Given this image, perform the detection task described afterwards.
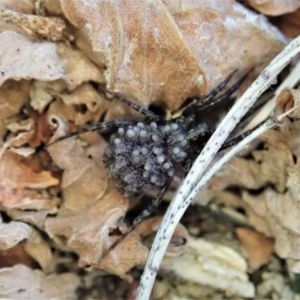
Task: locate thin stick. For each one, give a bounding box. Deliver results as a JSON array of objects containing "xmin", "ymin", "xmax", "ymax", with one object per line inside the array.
[{"xmin": 137, "ymin": 35, "xmax": 300, "ymax": 300}]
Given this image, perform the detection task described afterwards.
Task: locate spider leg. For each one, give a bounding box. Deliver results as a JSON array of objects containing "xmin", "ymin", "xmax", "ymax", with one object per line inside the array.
[
  {"xmin": 195, "ymin": 69, "xmax": 251, "ymax": 112},
  {"xmin": 221, "ymin": 92, "xmax": 273, "ymax": 150},
  {"xmin": 103, "ymin": 183, "xmax": 170, "ymax": 257},
  {"xmin": 221, "ymin": 118, "xmax": 268, "ymax": 150},
  {"xmin": 47, "ymin": 119, "xmax": 134, "ymax": 146},
  {"xmin": 198, "ymin": 69, "xmax": 238, "ymax": 106},
  {"xmin": 101, "ymin": 88, "xmax": 159, "ymax": 120}
]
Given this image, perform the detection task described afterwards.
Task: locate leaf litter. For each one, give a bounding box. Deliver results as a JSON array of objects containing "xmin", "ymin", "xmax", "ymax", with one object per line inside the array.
[{"xmin": 0, "ymin": 0, "xmax": 299, "ymax": 299}]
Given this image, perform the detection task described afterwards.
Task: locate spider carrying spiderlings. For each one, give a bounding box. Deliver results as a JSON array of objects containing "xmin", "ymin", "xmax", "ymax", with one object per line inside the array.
[{"xmin": 47, "ymin": 70, "xmax": 252, "ymax": 253}]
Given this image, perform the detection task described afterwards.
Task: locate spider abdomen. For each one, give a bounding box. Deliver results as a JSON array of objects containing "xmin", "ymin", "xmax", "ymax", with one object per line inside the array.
[{"xmin": 103, "ymin": 121, "xmax": 189, "ymax": 196}]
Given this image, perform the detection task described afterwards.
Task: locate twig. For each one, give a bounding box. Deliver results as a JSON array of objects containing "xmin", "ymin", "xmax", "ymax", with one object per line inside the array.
[{"xmin": 137, "ymin": 35, "xmax": 300, "ymax": 300}]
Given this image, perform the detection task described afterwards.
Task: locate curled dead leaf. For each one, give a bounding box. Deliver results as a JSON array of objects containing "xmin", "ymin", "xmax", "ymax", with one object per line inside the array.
[
  {"xmin": 276, "ymin": 87, "xmax": 300, "ymax": 119},
  {"xmin": 236, "ymin": 227, "xmax": 274, "ymax": 272},
  {"xmin": 0, "ymin": 80, "xmax": 29, "ymax": 137},
  {"xmin": 0, "ymin": 264, "xmax": 80, "ymax": 300},
  {"xmin": 247, "ymin": 0, "xmax": 300, "ymax": 16},
  {"xmin": 0, "ymin": 31, "xmax": 64, "ymax": 86},
  {"xmin": 45, "ymin": 119, "xmax": 153, "ymax": 278},
  {"xmin": 167, "ymin": 237, "xmax": 255, "ymax": 298},
  {"xmin": 0, "ymin": 7, "xmax": 67, "ymax": 41},
  {"xmin": 277, "ymin": 8, "xmax": 300, "ymax": 37},
  {"xmin": 60, "ymin": 0, "xmax": 206, "ymax": 110},
  {"xmin": 60, "ymin": 0, "xmax": 286, "ymax": 111}
]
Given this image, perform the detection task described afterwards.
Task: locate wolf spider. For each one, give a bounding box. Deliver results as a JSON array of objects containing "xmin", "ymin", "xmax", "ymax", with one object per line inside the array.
[{"xmin": 48, "ymin": 70, "xmax": 254, "ymax": 253}]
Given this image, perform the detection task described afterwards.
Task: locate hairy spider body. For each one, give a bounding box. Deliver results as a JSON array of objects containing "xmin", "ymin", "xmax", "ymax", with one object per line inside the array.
[{"xmin": 103, "ymin": 120, "xmax": 209, "ymax": 196}]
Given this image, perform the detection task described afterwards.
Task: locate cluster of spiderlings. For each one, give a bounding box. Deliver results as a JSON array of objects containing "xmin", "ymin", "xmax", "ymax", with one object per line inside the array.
[{"xmin": 102, "ymin": 121, "xmax": 189, "ymax": 196}]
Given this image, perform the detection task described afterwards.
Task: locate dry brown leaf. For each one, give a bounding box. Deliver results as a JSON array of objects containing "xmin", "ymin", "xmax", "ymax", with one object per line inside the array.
[
  {"xmin": 211, "ymin": 143, "xmax": 293, "ymax": 193},
  {"xmin": 60, "ymin": 0, "xmax": 286, "ymax": 111},
  {"xmin": 43, "ymin": 0, "xmax": 63, "ymax": 15},
  {"xmin": 0, "ymin": 0, "xmax": 292, "ymax": 292},
  {"xmin": 167, "ymin": 237, "xmax": 255, "ymax": 298},
  {"xmin": 276, "ymin": 87, "xmax": 300, "ymax": 119},
  {"xmin": 247, "ymin": 0, "xmax": 300, "ymax": 16},
  {"xmin": 56, "ymin": 43, "xmax": 105, "ymax": 89},
  {"xmin": 0, "ymin": 31, "xmax": 64, "ymax": 86},
  {"xmin": 97, "ymin": 230, "xmax": 148, "ymax": 281},
  {"xmin": 0, "ymin": 0, "xmax": 34, "ymax": 14},
  {"xmin": 137, "ymin": 216, "xmax": 189, "ymax": 260},
  {"xmin": 0, "ymin": 151, "xmax": 58, "ymax": 191},
  {"xmin": 236, "ymin": 227, "xmax": 274, "ymax": 272},
  {"xmin": 59, "ymin": 84, "xmax": 109, "ymax": 126},
  {"xmin": 0, "ymin": 7, "xmax": 67, "ymax": 41},
  {"xmin": 277, "ymin": 8, "xmax": 300, "ymax": 37},
  {"xmin": 0, "ymin": 264, "xmax": 80, "ymax": 299},
  {"xmin": 60, "ymin": 0, "xmax": 206, "ymax": 111},
  {"xmin": 168, "ymin": 0, "xmax": 286, "ymax": 89},
  {"xmin": 211, "ymin": 114, "xmax": 300, "ymax": 273},
  {"xmin": 0, "ymin": 151, "xmax": 59, "ymax": 228},
  {"xmin": 0, "ymin": 243, "xmax": 37, "ymax": 269},
  {"xmin": 45, "ymin": 122, "xmax": 150, "ymax": 278},
  {"xmin": 0, "ymin": 220, "xmax": 32, "ymax": 251},
  {"xmin": 0, "ymin": 217, "xmax": 53, "ymax": 271},
  {"xmin": 0, "ymin": 80, "xmax": 29, "ymax": 137}
]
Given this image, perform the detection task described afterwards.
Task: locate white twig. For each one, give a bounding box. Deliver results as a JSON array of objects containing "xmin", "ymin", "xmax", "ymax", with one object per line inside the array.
[{"xmin": 137, "ymin": 35, "xmax": 300, "ymax": 300}]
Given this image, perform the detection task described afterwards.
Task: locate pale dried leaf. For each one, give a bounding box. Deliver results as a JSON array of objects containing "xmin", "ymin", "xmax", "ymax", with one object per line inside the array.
[
  {"xmin": 0, "ymin": 219, "xmax": 32, "ymax": 250},
  {"xmin": 167, "ymin": 237, "xmax": 255, "ymax": 298},
  {"xmin": 45, "ymin": 120, "xmax": 149, "ymax": 278},
  {"xmin": 57, "ymin": 43, "xmax": 105, "ymax": 90},
  {"xmin": 247, "ymin": 0, "xmax": 300, "ymax": 16},
  {"xmin": 236, "ymin": 227, "xmax": 274, "ymax": 272},
  {"xmin": 276, "ymin": 87, "xmax": 300, "ymax": 119},
  {"xmin": 211, "ymin": 143, "xmax": 293, "ymax": 193},
  {"xmin": 0, "ymin": 0, "xmax": 34, "ymax": 13},
  {"xmin": 29, "ymin": 80, "xmax": 66, "ymax": 113},
  {"xmin": 0, "ymin": 31, "xmax": 64, "ymax": 86},
  {"xmin": 0, "ymin": 80, "xmax": 29, "ymax": 137},
  {"xmin": 0, "ymin": 216, "xmax": 53, "ymax": 271},
  {"xmin": 59, "ymin": 84, "xmax": 109, "ymax": 126},
  {"xmin": 239, "ymin": 124, "xmax": 300, "ymax": 272},
  {"xmin": 0, "ymin": 151, "xmax": 58, "ymax": 191},
  {"xmin": 137, "ymin": 216, "xmax": 189, "ymax": 260},
  {"xmin": 60, "ymin": 0, "xmax": 207, "ymax": 110},
  {"xmin": 278, "ymin": 8, "xmax": 300, "ymax": 37},
  {"xmin": 59, "ymin": 0, "xmax": 286, "ymax": 111},
  {"xmin": 0, "ymin": 151, "xmax": 59, "ymax": 227},
  {"xmin": 0, "ymin": 264, "xmax": 80, "ymax": 300},
  {"xmin": 0, "ymin": 7, "xmax": 67, "ymax": 41},
  {"xmin": 169, "ymin": 0, "xmax": 287, "ymax": 89}
]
